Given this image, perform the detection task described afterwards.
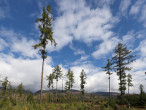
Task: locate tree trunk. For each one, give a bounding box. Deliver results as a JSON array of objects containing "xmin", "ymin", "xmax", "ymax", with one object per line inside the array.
[
  {"xmin": 40, "ymin": 58, "xmax": 44, "ymax": 105},
  {"xmin": 128, "ymin": 85, "xmax": 129, "ymax": 96},
  {"xmin": 49, "ymin": 88, "xmax": 50, "ymax": 103},
  {"xmin": 109, "ymin": 75, "xmax": 110, "ymax": 110},
  {"xmin": 52, "ymin": 88, "xmax": 53, "ymax": 103},
  {"xmin": 56, "ymin": 81, "xmax": 58, "ymax": 103}
]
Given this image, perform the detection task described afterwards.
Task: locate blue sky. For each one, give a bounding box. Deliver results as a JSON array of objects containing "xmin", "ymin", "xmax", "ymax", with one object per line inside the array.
[{"xmin": 0, "ymin": 0, "xmax": 146, "ymax": 93}]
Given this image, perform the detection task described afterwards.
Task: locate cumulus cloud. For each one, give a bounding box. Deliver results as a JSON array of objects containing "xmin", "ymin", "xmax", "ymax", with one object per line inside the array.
[
  {"xmin": 0, "ymin": 28, "xmax": 39, "ymax": 58},
  {"xmin": 92, "ymin": 37, "xmax": 119, "ymax": 59},
  {"xmin": 0, "ymin": 53, "xmax": 53, "ymax": 92},
  {"xmin": 46, "ymin": 0, "xmax": 118, "ymax": 52}
]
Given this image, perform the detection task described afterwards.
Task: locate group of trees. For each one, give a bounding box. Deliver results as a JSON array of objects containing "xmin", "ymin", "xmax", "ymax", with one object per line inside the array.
[
  {"xmin": 33, "ymin": 4, "xmax": 145, "ymax": 106},
  {"xmin": 103, "ymin": 43, "xmax": 137, "ymax": 105},
  {"xmin": 0, "ymin": 77, "xmax": 24, "ymax": 97},
  {"xmin": 46, "ymin": 66, "xmax": 87, "ymax": 103}
]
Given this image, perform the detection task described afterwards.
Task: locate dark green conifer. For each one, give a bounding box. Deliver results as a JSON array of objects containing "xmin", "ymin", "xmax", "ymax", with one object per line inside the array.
[
  {"xmin": 80, "ymin": 69, "xmax": 87, "ymax": 103},
  {"xmin": 112, "ymin": 43, "xmax": 136, "ymax": 102}
]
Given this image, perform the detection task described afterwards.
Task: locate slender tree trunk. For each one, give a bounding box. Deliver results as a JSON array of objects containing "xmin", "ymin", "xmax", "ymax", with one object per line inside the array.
[
  {"xmin": 70, "ymin": 88, "xmax": 72, "ymax": 104},
  {"xmin": 56, "ymin": 80, "xmax": 58, "ymax": 103},
  {"xmin": 52, "ymin": 87, "xmax": 53, "ymax": 103},
  {"xmin": 62, "ymin": 79, "xmax": 63, "ymax": 93},
  {"xmin": 49, "ymin": 87, "xmax": 50, "ymax": 103},
  {"xmin": 40, "ymin": 58, "xmax": 44, "ymax": 105},
  {"xmin": 83, "ymin": 94, "xmax": 84, "ymax": 103},
  {"xmin": 109, "ymin": 75, "xmax": 110, "ymax": 110},
  {"xmin": 128, "ymin": 85, "xmax": 129, "ymax": 96}
]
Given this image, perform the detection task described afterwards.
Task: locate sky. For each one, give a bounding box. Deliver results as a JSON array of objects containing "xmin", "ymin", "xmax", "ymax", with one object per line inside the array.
[{"xmin": 0, "ymin": 0, "xmax": 146, "ymax": 93}]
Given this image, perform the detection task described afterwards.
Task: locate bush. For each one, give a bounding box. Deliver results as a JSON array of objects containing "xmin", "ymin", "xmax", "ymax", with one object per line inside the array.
[{"xmin": 0, "ymin": 97, "xmax": 11, "ymax": 108}]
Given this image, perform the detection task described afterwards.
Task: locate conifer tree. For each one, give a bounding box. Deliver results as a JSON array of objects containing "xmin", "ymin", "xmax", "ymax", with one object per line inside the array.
[
  {"xmin": 46, "ymin": 73, "xmax": 54, "ymax": 103},
  {"xmin": 33, "ymin": 5, "xmax": 56, "ymax": 105},
  {"xmin": 65, "ymin": 69, "xmax": 75, "ymax": 103},
  {"xmin": 127, "ymin": 74, "xmax": 133, "ymax": 96},
  {"xmin": 103, "ymin": 59, "xmax": 112, "ymax": 108},
  {"xmin": 139, "ymin": 84, "xmax": 145, "ymax": 106},
  {"xmin": 17, "ymin": 83, "xmax": 24, "ymax": 97},
  {"xmin": 80, "ymin": 69, "xmax": 87, "ymax": 103},
  {"xmin": 2, "ymin": 77, "xmax": 9, "ymax": 96},
  {"xmin": 112, "ymin": 43, "xmax": 135, "ymax": 102},
  {"xmin": 8, "ymin": 82, "xmax": 13, "ymax": 96},
  {"xmin": 53, "ymin": 65, "xmax": 62, "ymax": 102}
]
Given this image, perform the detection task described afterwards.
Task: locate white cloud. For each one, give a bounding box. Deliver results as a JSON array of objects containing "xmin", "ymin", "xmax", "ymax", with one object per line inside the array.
[
  {"xmin": 122, "ymin": 31, "xmax": 135, "ymax": 47},
  {"xmin": 0, "ymin": 53, "xmax": 53, "ymax": 92},
  {"xmin": 45, "ymin": 0, "xmax": 118, "ymax": 52},
  {"xmin": 0, "ymin": 38, "xmax": 8, "ymax": 51},
  {"xmin": 130, "ymin": 70, "xmax": 146, "ymax": 94},
  {"xmin": 136, "ymin": 39, "xmax": 146, "ymax": 57},
  {"xmin": 0, "ymin": 28, "xmax": 39, "ymax": 58},
  {"xmin": 119, "ymin": 0, "xmax": 131, "ymax": 16},
  {"xmin": 130, "ymin": 0, "xmax": 144, "ymax": 15},
  {"xmin": 130, "ymin": 0, "xmax": 146, "ymax": 27},
  {"xmin": 92, "ymin": 37, "xmax": 119, "ymax": 59},
  {"xmin": 87, "ymin": 0, "xmax": 115, "ymax": 8},
  {"xmin": 11, "ymin": 37, "xmax": 39, "ymax": 58},
  {"xmin": 131, "ymin": 59, "xmax": 146, "ymax": 71}
]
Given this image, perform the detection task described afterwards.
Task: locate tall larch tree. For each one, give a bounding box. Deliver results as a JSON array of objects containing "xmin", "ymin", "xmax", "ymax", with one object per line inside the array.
[
  {"xmin": 46, "ymin": 73, "xmax": 54, "ymax": 103},
  {"xmin": 8, "ymin": 82, "xmax": 13, "ymax": 96},
  {"xmin": 53, "ymin": 65, "xmax": 62, "ymax": 102},
  {"xmin": 65, "ymin": 69, "xmax": 75, "ymax": 103},
  {"xmin": 33, "ymin": 5, "xmax": 57, "ymax": 105},
  {"xmin": 112, "ymin": 43, "xmax": 136, "ymax": 102},
  {"xmin": 103, "ymin": 59, "xmax": 112, "ymax": 108},
  {"xmin": 80, "ymin": 69, "xmax": 87, "ymax": 103},
  {"xmin": 127, "ymin": 73, "xmax": 133, "ymax": 96}
]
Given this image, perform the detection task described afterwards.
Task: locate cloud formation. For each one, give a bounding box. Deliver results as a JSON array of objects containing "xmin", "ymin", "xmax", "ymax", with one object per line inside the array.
[{"xmin": 46, "ymin": 0, "xmax": 118, "ymax": 52}]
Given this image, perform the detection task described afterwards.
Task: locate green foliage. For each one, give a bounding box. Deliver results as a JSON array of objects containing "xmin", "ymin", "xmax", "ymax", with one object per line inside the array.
[
  {"xmin": 8, "ymin": 82, "xmax": 13, "ymax": 96},
  {"xmin": 27, "ymin": 93, "xmax": 34, "ymax": 104},
  {"xmin": 2, "ymin": 77, "xmax": 9, "ymax": 96},
  {"xmin": 127, "ymin": 74, "xmax": 133, "ymax": 87},
  {"xmin": 139, "ymin": 84, "xmax": 145, "ymax": 106},
  {"xmin": 9, "ymin": 96, "xmax": 17, "ymax": 106},
  {"xmin": 102, "ymin": 59, "xmax": 112, "ymax": 107},
  {"xmin": 112, "ymin": 43, "xmax": 136, "ymax": 100},
  {"xmin": 127, "ymin": 73, "xmax": 133, "ymax": 95},
  {"xmin": 52, "ymin": 65, "xmax": 62, "ymax": 102},
  {"xmin": 17, "ymin": 83, "xmax": 24, "ymax": 97},
  {"xmin": 33, "ymin": 5, "xmax": 56, "ymax": 59},
  {"xmin": 80, "ymin": 69, "xmax": 87, "ymax": 95},
  {"xmin": 65, "ymin": 69, "xmax": 75, "ymax": 92},
  {"xmin": 46, "ymin": 73, "xmax": 54, "ymax": 89},
  {"xmin": 103, "ymin": 59, "xmax": 112, "ymax": 76},
  {"xmin": 53, "ymin": 65, "xmax": 62, "ymax": 82},
  {"xmin": 0, "ymin": 97, "xmax": 11, "ymax": 108}
]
